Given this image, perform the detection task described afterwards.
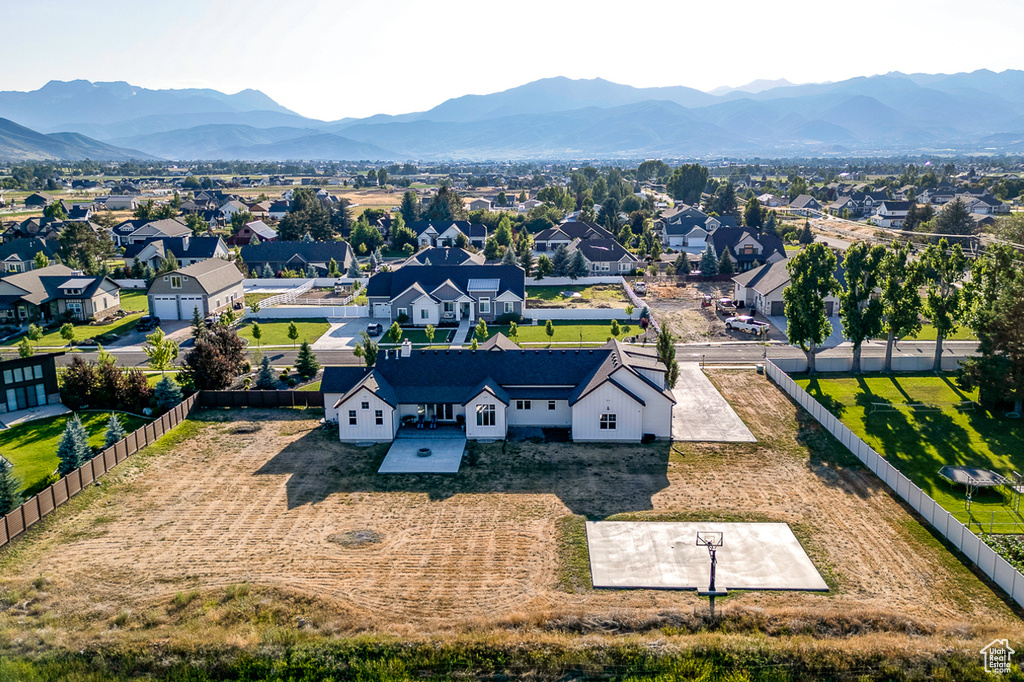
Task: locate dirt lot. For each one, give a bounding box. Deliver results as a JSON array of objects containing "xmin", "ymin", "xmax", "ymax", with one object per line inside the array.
[
  {"xmin": 0, "ymin": 371, "xmax": 1020, "ymax": 657},
  {"xmin": 644, "ymin": 279, "xmax": 787, "ymax": 343}
]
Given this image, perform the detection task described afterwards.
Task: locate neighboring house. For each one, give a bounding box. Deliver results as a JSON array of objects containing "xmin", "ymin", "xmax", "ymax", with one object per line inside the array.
[
  {"xmin": 111, "ymin": 217, "xmax": 191, "ymax": 247},
  {"xmin": 225, "ymin": 220, "xmax": 278, "ymax": 246},
  {"xmin": 757, "ymin": 193, "xmax": 785, "ymax": 207},
  {"xmin": 123, "ymin": 236, "xmax": 230, "ymax": 269},
  {"xmin": 467, "ymin": 198, "xmax": 491, "ymax": 211},
  {"xmin": 147, "ymin": 259, "xmax": 244, "ymax": 321},
  {"xmin": 566, "ymin": 238, "xmax": 641, "ymax": 274},
  {"xmin": 408, "ymin": 220, "xmax": 487, "ymax": 249},
  {"xmin": 268, "ymin": 200, "xmax": 290, "ymax": 220},
  {"xmin": 707, "ymin": 228, "xmax": 786, "ymax": 272},
  {"xmin": 658, "ymin": 205, "xmax": 735, "ymax": 250},
  {"xmin": 0, "ymin": 238, "xmax": 57, "ymax": 273},
  {"xmin": 0, "ymin": 264, "xmax": 121, "ymax": 323},
  {"xmin": 366, "ymin": 264, "xmax": 525, "ymax": 325},
  {"xmin": 403, "ymin": 247, "xmax": 485, "ymax": 267},
  {"xmin": 24, "ymin": 193, "xmax": 55, "ymax": 209},
  {"xmin": 219, "ymin": 200, "xmax": 250, "ymax": 220},
  {"xmin": 0, "ymin": 352, "xmax": 62, "ymax": 415},
  {"xmin": 533, "ymin": 222, "xmax": 614, "ymax": 253},
  {"xmin": 239, "ymin": 240, "xmax": 354, "ymax": 277},
  {"xmin": 871, "ymin": 201, "xmax": 913, "ymax": 228},
  {"xmin": 103, "ymin": 195, "xmax": 140, "ymax": 211},
  {"xmin": 518, "ymin": 198, "xmax": 543, "ymax": 212},
  {"xmin": 325, "ymin": 336, "xmax": 676, "ymax": 443},
  {"xmin": 788, "ymin": 195, "xmax": 822, "ymax": 214},
  {"xmin": 732, "ymin": 259, "xmax": 840, "ymax": 317}
]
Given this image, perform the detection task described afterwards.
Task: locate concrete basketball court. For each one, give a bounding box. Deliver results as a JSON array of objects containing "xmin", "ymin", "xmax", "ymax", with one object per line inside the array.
[
  {"xmin": 312, "ymin": 318, "xmax": 372, "ymax": 350},
  {"xmin": 586, "ymin": 521, "xmax": 828, "ymax": 591},
  {"xmin": 671, "ymin": 363, "xmax": 756, "ymax": 442}
]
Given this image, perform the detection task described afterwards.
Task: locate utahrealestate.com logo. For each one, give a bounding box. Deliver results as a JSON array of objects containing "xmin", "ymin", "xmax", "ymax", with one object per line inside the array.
[{"xmin": 981, "ymin": 639, "xmax": 1015, "ymax": 674}]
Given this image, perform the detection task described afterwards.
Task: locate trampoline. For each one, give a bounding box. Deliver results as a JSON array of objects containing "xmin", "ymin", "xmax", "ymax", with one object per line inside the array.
[{"xmin": 937, "ymin": 466, "xmax": 1007, "ymax": 488}]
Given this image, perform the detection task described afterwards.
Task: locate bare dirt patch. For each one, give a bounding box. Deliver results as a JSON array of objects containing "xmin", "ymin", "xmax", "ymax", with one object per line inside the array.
[
  {"xmin": 0, "ymin": 377, "xmax": 1020, "ymax": 654},
  {"xmin": 646, "ymin": 279, "xmax": 786, "ymax": 343}
]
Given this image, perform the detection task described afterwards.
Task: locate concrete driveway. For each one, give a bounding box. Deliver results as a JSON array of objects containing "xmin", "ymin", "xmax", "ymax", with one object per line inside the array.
[
  {"xmin": 312, "ymin": 318, "xmax": 373, "ymax": 350},
  {"xmin": 671, "ymin": 363, "xmax": 756, "ymax": 442},
  {"xmin": 766, "ymin": 315, "xmax": 845, "ymax": 349}
]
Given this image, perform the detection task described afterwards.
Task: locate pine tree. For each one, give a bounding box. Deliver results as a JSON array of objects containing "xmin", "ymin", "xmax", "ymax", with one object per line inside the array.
[
  {"xmin": 191, "ymin": 305, "xmax": 204, "ymax": 338},
  {"xmin": 717, "ymin": 250, "xmax": 734, "ymax": 276},
  {"xmin": 501, "ymin": 247, "xmax": 517, "ymax": 265},
  {"xmin": 295, "ymin": 341, "xmax": 320, "ymax": 379},
  {"xmin": 104, "ymin": 412, "xmax": 126, "ymax": 449},
  {"xmin": 255, "ymin": 355, "xmax": 277, "ymax": 389},
  {"xmin": 347, "ymin": 261, "xmax": 361, "ymax": 277},
  {"xmin": 261, "ymin": 263, "xmax": 274, "ymax": 278},
  {"xmin": 551, "ymin": 244, "xmax": 570, "ymax": 276},
  {"xmin": 568, "ymin": 251, "xmax": 589, "ymax": 279},
  {"xmin": 699, "ymin": 244, "xmax": 718, "ymax": 276},
  {"xmin": 0, "ymin": 460, "xmax": 23, "ymax": 516},
  {"xmin": 154, "ymin": 375, "xmax": 184, "ymax": 410},
  {"xmin": 798, "ymin": 221, "xmax": 814, "ymax": 244},
  {"xmin": 56, "ymin": 415, "xmax": 91, "ymax": 476}
]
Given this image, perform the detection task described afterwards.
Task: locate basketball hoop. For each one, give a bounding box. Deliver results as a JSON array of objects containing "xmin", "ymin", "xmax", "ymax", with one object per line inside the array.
[{"xmin": 696, "ymin": 531, "xmax": 726, "ymax": 617}]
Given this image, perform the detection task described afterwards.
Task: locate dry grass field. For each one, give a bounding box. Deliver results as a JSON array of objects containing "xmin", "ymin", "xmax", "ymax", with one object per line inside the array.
[{"xmin": 0, "ymin": 371, "xmax": 1021, "ymax": 678}]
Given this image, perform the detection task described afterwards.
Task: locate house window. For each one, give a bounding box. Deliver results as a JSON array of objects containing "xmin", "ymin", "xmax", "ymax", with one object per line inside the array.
[
  {"xmin": 170, "ymin": 276, "xmax": 181, "ymax": 289},
  {"xmin": 619, "ymin": 262, "xmax": 631, "ymax": 271},
  {"xmin": 476, "ymin": 403, "xmax": 495, "ymax": 426},
  {"xmin": 12, "ymin": 368, "xmax": 23, "ymax": 382},
  {"xmin": 361, "ymin": 401, "xmax": 369, "ymax": 410},
  {"xmin": 600, "ymin": 413, "xmax": 617, "ymax": 430},
  {"xmin": 397, "ymin": 307, "xmax": 408, "ymax": 319},
  {"xmin": 443, "ymin": 302, "xmax": 454, "ymax": 313},
  {"xmin": 375, "ymin": 410, "xmax": 384, "ymax": 426},
  {"xmin": 504, "ymin": 301, "xmax": 514, "ymax": 314},
  {"xmin": 420, "ymin": 308, "xmax": 429, "ymax": 319},
  {"xmin": 548, "ymin": 400, "xmax": 556, "ymax": 411},
  {"xmin": 479, "ymin": 298, "xmax": 490, "ymax": 314},
  {"xmin": 67, "ymin": 301, "xmax": 83, "ymax": 316},
  {"xmin": 348, "ymin": 410, "xmax": 357, "ymax": 426},
  {"xmin": 516, "ymin": 400, "xmax": 531, "ymax": 410},
  {"xmin": 33, "ymin": 366, "xmax": 42, "ymax": 379}
]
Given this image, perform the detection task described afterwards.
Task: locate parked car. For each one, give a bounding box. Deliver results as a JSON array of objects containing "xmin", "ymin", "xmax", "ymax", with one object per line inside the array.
[
  {"xmin": 634, "ymin": 281, "xmax": 647, "ymax": 295},
  {"xmin": 136, "ymin": 316, "xmax": 160, "ymax": 332},
  {"xmin": 725, "ymin": 316, "xmax": 770, "ymax": 334},
  {"xmin": 715, "ymin": 298, "xmax": 738, "ymax": 315},
  {"xmin": 366, "ymin": 322, "xmax": 383, "ymax": 336}
]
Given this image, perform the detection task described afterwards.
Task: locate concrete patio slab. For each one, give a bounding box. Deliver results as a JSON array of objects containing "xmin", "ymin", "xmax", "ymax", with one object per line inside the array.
[
  {"xmin": 312, "ymin": 318, "xmax": 372, "ymax": 351},
  {"xmin": 671, "ymin": 363, "xmax": 756, "ymax": 442},
  {"xmin": 586, "ymin": 521, "xmax": 828, "ymax": 591},
  {"xmin": 378, "ymin": 434, "xmax": 466, "ymax": 474},
  {"xmin": 0, "ymin": 403, "xmax": 71, "ymax": 429}
]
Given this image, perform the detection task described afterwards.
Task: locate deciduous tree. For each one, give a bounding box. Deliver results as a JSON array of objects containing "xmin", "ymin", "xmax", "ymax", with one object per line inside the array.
[
  {"xmin": 878, "ymin": 243, "xmax": 923, "ymax": 373},
  {"xmin": 656, "ymin": 324, "xmax": 679, "ymax": 388},
  {"xmin": 142, "ymin": 328, "xmax": 179, "ymax": 374},
  {"xmin": 921, "ymin": 239, "xmax": 967, "ymax": 371},
  {"xmin": 181, "ymin": 325, "xmax": 246, "ymax": 390},
  {"xmin": 838, "ymin": 242, "xmax": 886, "ymax": 373},
  {"xmin": 783, "ymin": 243, "xmax": 838, "ymax": 374}
]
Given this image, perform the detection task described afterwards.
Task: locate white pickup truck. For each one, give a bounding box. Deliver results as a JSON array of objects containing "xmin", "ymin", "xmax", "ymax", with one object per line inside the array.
[{"xmin": 725, "ymin": 316, "xmax": 770, "ymax": 335}]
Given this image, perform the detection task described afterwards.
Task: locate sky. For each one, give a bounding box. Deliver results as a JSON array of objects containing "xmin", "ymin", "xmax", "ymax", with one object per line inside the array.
[{"xmin": 4, "ymin": 0, "xmax": 1024, "ymax": 121}]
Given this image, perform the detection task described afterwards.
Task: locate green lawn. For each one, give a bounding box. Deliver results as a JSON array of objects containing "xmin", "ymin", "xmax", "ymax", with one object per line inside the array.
[
  {"xmin": 244, "ymin": 292, "xmax": 275, "ymax": 309},
  {"xmin": 237, "ymin": 318, "xmax": 330, "ymax": 346},
  {"xmin": 0, "ymin": 411, "xmax": 152, "ymax": 494},
  {"xmin": 526, "ymin": 284, "xmax": 627, "ymax": 305},
  {"xmin": 119, "ymin": 289, "xmax": 148, "ymax": 312},
  {"xmin": 795, "ymin": 374, "xmax": 1023, "ymax": 530},
  {"xmin": 483, "ymin": 320, "xmax": 638, "ymax": 346},
  {"xmin": 5, "ymin": 312, "xmax": 145, "ymax": 348},
  {"xmin": 297, "ymin": 381, "xmax": 321, "ymax": 391},
  {"xmin": 380, "ymin": 327, "xmax": 455, "ymax": 345},
  {"xmin": 912, "ymin": 323, "xmax": 976, "ymax": 341}
]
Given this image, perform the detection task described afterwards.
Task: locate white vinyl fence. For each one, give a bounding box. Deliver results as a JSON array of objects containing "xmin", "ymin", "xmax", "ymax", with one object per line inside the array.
[
  {"xmin": 113, "ymin": 279, "xmax": 147, "ymax": 289},
  {"xmin": 249, "ymin": 305, "xmax": 367, "ymax": 319},
  {"xmin": 771, "ymin": 355, "xmax": 967, "ymax": 373},
  {"xmin": 243, "ymin": 277, "xmax": 367, "ymax": 288},
  {"xmin": 766, "ymin": 359, "xmax": 1024, "ymax": 608},
  {"xmin": 526, "ymin": 276, "xmax": 627, "ymax": 286},
  {"xmin": 526, "ymin": 308, "xmax": 633, "ymax": 321}
]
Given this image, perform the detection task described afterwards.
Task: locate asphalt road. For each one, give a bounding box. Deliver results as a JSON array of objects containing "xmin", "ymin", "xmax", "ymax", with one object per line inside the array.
[{"xmin": 54, "ymin": 339, "xmax": 979, "ymax": 369}]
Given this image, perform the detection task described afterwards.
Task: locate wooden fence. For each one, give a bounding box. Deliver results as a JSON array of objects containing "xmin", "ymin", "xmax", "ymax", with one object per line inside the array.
[
  {"xmin": 197, "ymin": 390, "xmax": 324, "ymax": 408},
  {"xmin": 0, "ymin": 393, "xmax": 199, "ymax": 550}
]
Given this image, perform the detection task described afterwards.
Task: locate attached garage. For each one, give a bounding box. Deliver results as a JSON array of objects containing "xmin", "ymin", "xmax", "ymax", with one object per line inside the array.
[
  {"xmin": 373, "ymin": 302, "xmax": 391, "ymax": 319},
  {"xmin": 770, "ymin": 300, "xmax": 784, "ymax": 317},
  {"xmin": 178, "ymin": 296, "xmax": 204, "ymax": 320},
  {"xmin": 146, "ymin": 260, "xmax": 244, "ymax": 322},
  {"xmin": 152, "ymin": 296, "xmax": 179, "ymax": 320}
]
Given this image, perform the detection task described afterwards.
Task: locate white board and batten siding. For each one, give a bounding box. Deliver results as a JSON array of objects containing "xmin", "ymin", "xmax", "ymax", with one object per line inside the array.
[
  {"xmin": 464, "ymin": 392, "xmax": 507, "ymax": 440},
  {"xmin": 571, "ymin": 382, "xmax": 644, "ymax": 441},
  {"xmin": 506, "ymin": 398, "xmax": 572, "ymax": 427},
  {"xmin": 411, "ymin": 297, "xmax": 440, "ymax": 326},
  {"xmin": 336, "ymin": 388, "xmax": 397, "ymax": 443}
]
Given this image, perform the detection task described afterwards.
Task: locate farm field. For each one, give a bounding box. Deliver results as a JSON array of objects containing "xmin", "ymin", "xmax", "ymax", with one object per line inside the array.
[
  {"xmin": 0, "ymin": 371, "xmax": 1017, "ymax": 679},
  {"xmin": 795, "ymin": 374, "xmax": 1023, "ymax": 530},
  {"xmin": 485, "ymin": 319, "xmax": 638, "ymax": 345},
  {"xmin": 236, "ymin": 318, "xmax": 329, "ymax": 346},
  {"xmin": 0, "ymin": 411, "xmax": 151, "ymax": 494}
]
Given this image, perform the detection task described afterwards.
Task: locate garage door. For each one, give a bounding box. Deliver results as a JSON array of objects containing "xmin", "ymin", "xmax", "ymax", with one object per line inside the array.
[
  {"xmin": 825, "ymin": 301, "xmax": 835, "ymax": 317},
  {"xmin": 179, "ymin": 296, "xmax": 204, "ymax": 320},
  {"xmin": 770, "ymin": 300, "xmax": 785, "ymax": 317},
  {"xmin": 152, "ymin": 296, "xmax": 179, "ymax": 320},
  {"xmin": 373, "ymin": 303, "xmax": 391, "ymax": 319}
]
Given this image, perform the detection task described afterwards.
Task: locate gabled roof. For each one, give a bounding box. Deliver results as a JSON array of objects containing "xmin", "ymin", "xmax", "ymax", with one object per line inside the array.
[
  {"xmin": 162, "ymin": 259, "xmax": 243, "ymax": 295},
  {"xmin": 404, "ymin": 247, "xmax": 484, "ymax": 266},
  {"xmin": 243, "ymin": 220, "xmax": 278, "ymax": 239},
  {"xmin": 321, "ymin": 365, "xmax": 372, "ymax": 394},
  {"xmin": 0, "ymin": 264, "xmax": 116, "ymax": 304},
  {"xmin": 709, "ymin": 227, "xmax": 785, "ymax": 264},
  {"xmin": 129, "ymin": 218, "xmax": 191, "ymax": 240},
  {"xmin": 534, "ymin": 221, "xmax": 615, "ymax": 242},
  {"xmin": 569, "ymin": 238, "xmax": 639, "ymax": 264},
  {"xmin": 124, "ymin": 236, "xmax": 226, "ymax": 261},
  {"xmin": 366, "ymin": 265, "xmax": 525, "ymax": 301},
  {"xmin": 407, "ymin": 219, "xmax": 475, "ymax": 237},
  {"xmin": 0, "ymin": 237, "xmax": 56, "ymax": 262},
  {"xmin": 479, "ymin": 333, "xmax": 519, "ymax": 351},
  {"xmin": 731, "ymin": 259, "xmax": 791, "ymax": 296},
  {"xmin": 789, "ymin": 195, "xmax": 820, "ymax": 209},
  {"xmin": 240, "ymin": 240, "xmax": 352, "ymax": 266}
]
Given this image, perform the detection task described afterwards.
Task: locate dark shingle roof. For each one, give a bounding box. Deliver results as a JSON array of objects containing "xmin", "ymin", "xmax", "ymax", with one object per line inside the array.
[
  {"xmin": 321, "ymin": 365, "xmax": 372, "ymax": 394},
  {"xmin": 0, "ymin": 238, "xmax": 56, "ymax": 261},
  {"xmin": 123, "ymin": 236, "xmax": 225, "ymax": 260},
  {"xmin": 366, "ymin": 264, "xmax": 525, "ymax": 300},
  {"xmin": 570, "ymin": 238, "xmax": 638, "ymax": 263},
  {"xmin": 404, "ymin": 247, "xmax": 484, "ymax": 266},
  {"xmin": 709, "ymin": 228, "xmax": 785, "ymax": 264},
  {"xmin": 240, "ymin": 240, "xmax": 353, "ymax": 266}
]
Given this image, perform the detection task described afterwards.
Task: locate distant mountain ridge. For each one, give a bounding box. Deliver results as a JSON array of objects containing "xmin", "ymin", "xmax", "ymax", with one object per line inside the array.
[
  {"xmin": 2, "ymin": 71, "xmax": 1024, "ymax": 161},
  {"xmin": 0, "ymin": 117, "xmax": 154, "ymax": 161}
]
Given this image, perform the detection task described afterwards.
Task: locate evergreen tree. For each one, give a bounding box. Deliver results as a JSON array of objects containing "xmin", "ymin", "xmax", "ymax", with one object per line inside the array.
[
  {"xmin": 261, "ymin": 263, "xmax": 274, "ymax": 278},
  {"xmin": 501, "ymin": 247, "xmax": 517, "ymax": 265},
  {"xmin": 535, "ymin": 254, "xmax": 553, "ymax": 280},
  {"xmin": 717, "ymin": 250, "xmax": 734, "ymax": 276},
  {"xmin": 483, "ymin": 237, "xmax": 501, "ymax": 261},
  {"xmin": 798, "ymin": 221, "xmax": 814, "ymax": 244},
  {"xmin": 551, "ymin": 244, "xmax": 570, "ymax": 276},
  {"xmin": 399, "ymin": 190, "xmax": 420, "ymax": 224},
  {"xmin": 699, "ymin": 244, "xmax": 718, "ymax": 276},
  {"xmin": 656, "ymin": 324, "xmax": 680, "ymax": 388},
  {"xmin": 154, "ymin": 375, "xmax": 184, "ymax": 410},
  {"xmin": 255, "ymin": 355, "xmax": 277, "ymax": 389},
  {"xmin": 933, "ymin": 197, "xmax": 975, "ymax": 236},
  {"xmin": 568, "ymin": 251, "xmax": 588, "ymax": 279},
  {"xmin": 475, "ymin": 318, "xmax": 489, "ymax": 342},
  {"xmin": 295, "ymin": 341, "xmax": 320, "ymax": 379},
  {"xmin": 305, "ymin": 264, "xmax": 317, "ymax": 278},
  {"xmin": 347, "ymin": 261, "xmax": 361, "ymax": 277},
  {"xmin": 743, "ymin": 196, "xmax": 764, "ymax": 228},
  {"xmin": 56, "ymin": 415, "xmax": 91, "ymax": 476},
  {"xmin": 191, "ymin": 305, "xmax": 204, "ymax": 338},
  {"xmin": 327, "ymin": 258, "xmax": 340, "ymax": 277},
  {"xmin": 673, "ymin": 253, "xmax": 690, "ymax": 275},
  {"xmin": 103, "ymin": 412, "xmax": 126, "ymax": 449},
  {"xmin": 0, "ymin": 460, "xmax": 23, "ymax": 516},
  {"xmin": 763, "ymin": 210, "xmax": 778, "ymax": 237}
]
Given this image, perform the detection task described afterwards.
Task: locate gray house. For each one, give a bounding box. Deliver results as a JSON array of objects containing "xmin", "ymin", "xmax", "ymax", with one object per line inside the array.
[
  {"xmin": 147, "ymin": 259, "xmax": 245, "ymax": 321},
  {"xmin": 365, "ymin": 264, "xmax": 525, "ymax": 325}
]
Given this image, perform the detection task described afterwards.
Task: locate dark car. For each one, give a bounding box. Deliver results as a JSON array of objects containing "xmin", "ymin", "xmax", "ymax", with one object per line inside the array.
[
  {"xmin": 366, "ymin": 322, "xmax": 383, "ymax": 336},
  {"xmin": 136, "ymin": 316, "xmax": 160, "ymax": 332}
]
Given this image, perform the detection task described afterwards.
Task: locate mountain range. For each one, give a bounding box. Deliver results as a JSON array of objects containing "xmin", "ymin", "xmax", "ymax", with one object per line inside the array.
[{"xmin": 3, "ymin": 71, "xmax": 1024, "ymax": 161}]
